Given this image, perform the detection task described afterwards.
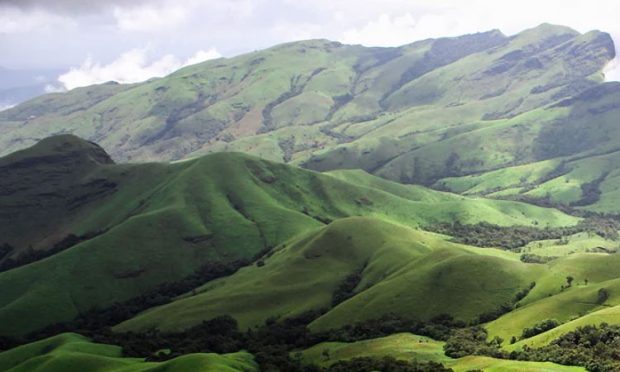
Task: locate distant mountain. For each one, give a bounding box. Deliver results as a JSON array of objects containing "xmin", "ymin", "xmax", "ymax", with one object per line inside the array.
[
  {"xmin": 1, "ymin": 24, "xmax": 619, "ymax": 215},
  {"xmin": 0, "ymin": 67, "xmax": 64, "ymax": 109},
  {"xmin": 4, "ymin": 24, "xmax": 620, "ymax": 371}
]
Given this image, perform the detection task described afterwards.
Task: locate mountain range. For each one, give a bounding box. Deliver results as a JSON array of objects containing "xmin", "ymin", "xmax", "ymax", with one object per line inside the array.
[{"xmin": 2, "ymin": 24, "xmax": 620, "ymax": 372}]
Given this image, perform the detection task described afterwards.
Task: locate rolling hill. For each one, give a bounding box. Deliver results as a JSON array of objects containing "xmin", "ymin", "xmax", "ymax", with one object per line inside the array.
[
  {"xmin": 3, "ymin": 23, "xmax": 620, "ymax": 371},
  {"xmin": 114, "ymin": 216, "xmax": 543, "ymax": 333},
  {"xmin": 0, "ymin": 135, "xmax": 579, "ymax": 337},
  {"xmin": 2, "ymin": 24, "xmax": 620, "ymax": 217},
  {"xmin": 0, "ymin": 333, "xmax": 257, "ymax": 372}
]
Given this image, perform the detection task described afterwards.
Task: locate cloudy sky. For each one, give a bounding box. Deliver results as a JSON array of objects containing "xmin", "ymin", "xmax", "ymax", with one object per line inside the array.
[{"xmin": 2, "ymin": 0, "xmax": 620, "ymax": 90}]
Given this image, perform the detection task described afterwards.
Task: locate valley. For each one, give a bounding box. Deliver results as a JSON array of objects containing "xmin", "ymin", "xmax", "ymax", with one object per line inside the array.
[{"xmin": 2, "ymin": 22, "xmax": 620, "ymax": 372}]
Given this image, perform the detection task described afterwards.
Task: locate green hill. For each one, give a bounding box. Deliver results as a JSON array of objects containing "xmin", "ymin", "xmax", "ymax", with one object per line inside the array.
[
  {"xmin": 300, "ymin": 332, "xmax": 584, "ymax": 371},
  {"xmin": 0, "ymin": 135, "xmax": 578, "ymax": 337},
  {"xmin": 113, "ymin": 217, "xmax": 539, "ymax": 333},
  {"xmin": 3, "ymin": 23, "xmax": 620, "ymax": 370},
  {"xmin": 0, "ymin": 333, "xmax": 257, "ymax": 372},
  {"xmin": 115, "ymin": 216, "xmax": 620, "ymax": 355},
  {"xmin": 3, "ymin": 24, "xmax": 620, "ymax": 215}
]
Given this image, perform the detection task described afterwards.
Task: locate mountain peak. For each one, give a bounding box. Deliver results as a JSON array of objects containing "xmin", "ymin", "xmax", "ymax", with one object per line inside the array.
[{"xmin": 0, "ymin": 134, "xmax": 114, "ymax": 168}]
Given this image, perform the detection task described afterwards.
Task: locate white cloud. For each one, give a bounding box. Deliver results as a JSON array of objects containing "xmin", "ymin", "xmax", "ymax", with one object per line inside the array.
[
  {"xmin": 44, "ymin": 84, "xmax": 66, "ymax": 93},
  {"xmin": 113, "ymin": 4, "xmax": 188, "ymax": 32},
  {"xmin": 4, "ymin": 0, "xmax": 620, "ymax": 79},
  {"xmin": 334, "ymin": 1, "xmax": 620, "ymax": 80},
  {"xmin": 185, "ymin": 48, "xmax": 222, "ymax": 65},
  {"xmin": 341, "ymin": 14, "xmax": 418, "ymax": 47},
  {"xmin": 57, "ymin": 48, "xmax": 222, "ymax": 90},
  {"xmin": 604, "ymin": 59, "xmax": 620, "ymax": 82},
  {"xmin": 0, "ymin": 6, "xmax": 74, "ymax": 33}
]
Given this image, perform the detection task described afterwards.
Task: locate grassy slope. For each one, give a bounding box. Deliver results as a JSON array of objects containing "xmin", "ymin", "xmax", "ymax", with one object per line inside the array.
[
  {"xmin": 522, "ymin": 232, "xmax": 618, "ymax": 257},
  {"xmin": 486, "ymin": 253, "xmax": 620, "ymax": 346},
  {"xmin": 0, "ymin": 30, "xmax": 511, "ymax": 163},
  {"xmin": 115, "ymin": 217, "xmax": 544, "ymax": 333},
  {"xmin": 117, "ymin": 212, "xmax": 620, "ymax": 350},
  {"xmin": 0, "ymin": 333, "xmax": 257, "ymax": 372},
  {"xmin": 0, "ymin": 26, "xmax": 609, "ymax": 171},
  {"xmin": 435, "ymin": 83, "xmax": 620, "ymax": 213},
  {"xmin": 300, "ymin": 333, "xmax": 583, "ymax": 371},
  {"xmin": 4, "ymin": 26, "xmax": 620, "ymax": 216},
  {"xmin": 0, "ymin": 136, "xmax": 580, "ymax": 337}
]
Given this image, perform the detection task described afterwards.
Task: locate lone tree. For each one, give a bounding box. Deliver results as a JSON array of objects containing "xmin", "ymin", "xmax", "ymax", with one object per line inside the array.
[
  {"xmin": 566, "ymin": 276, "xmax": 574, "ymax": 287},
  {"xmin": 597, "ymin": 288, "xmax": 610, "ymax": 304}
]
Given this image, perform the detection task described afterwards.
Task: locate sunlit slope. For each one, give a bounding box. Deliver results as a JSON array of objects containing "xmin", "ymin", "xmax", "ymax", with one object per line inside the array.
[
  {"xmin": 300, "ymin": 333, "xmax": 584, "ymax": 371},
  {"xmin": 115, "ymin": 217, "xmax": 544, "ymax": 333},
  {"xmin": 0, "ymin": 25, "xmax": 612, "ymax": 174},
  {"xmin": 486, "ymin": 253, "xmax": 620, "ymax": 346},
  {"xmin": 0, "ymin": 136, "xmax": 578, "ymax": 337},
  {"xmin": 0, "ymin": 333, "xmax": 257, "ymax": 372}
]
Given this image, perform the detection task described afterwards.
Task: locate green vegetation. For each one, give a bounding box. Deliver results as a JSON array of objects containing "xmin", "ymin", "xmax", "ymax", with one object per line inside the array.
[
  {"xmin": 0, "ymin": 135, "xmax": 579, "ymax": 337},
  {"xmin": 3, "ymin": 25, "xmax": 620, "ymax": 218},
  {"xmin": 513, "ymin": 323, "xmax": 620, "ymax": 371},
  {"xmin": 4, "ymin": 24, "xmax": 620, "ymax": 371},
  {"xmin": 0, "ymin": 333, "xmax": 257, "ymax": 372},
  {"xmin": 301, "ymin": 332, "xmax": 584, "ymax": 371},
  {"xmin": 520, "ymin": 319, "xmax": 561, "ymax": 340},
  {"xmin": 114, "ymin": 217, "xmax": 545, "ymax": 333}
]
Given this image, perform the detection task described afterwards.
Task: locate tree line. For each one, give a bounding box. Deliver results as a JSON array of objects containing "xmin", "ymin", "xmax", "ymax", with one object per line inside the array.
[{"xmin": 426, "ymin": 217, "xmax": 620, "ymax": 250}]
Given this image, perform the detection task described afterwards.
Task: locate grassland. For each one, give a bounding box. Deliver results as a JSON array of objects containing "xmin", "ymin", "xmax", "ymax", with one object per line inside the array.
[
  {"xmin": 3, "ymin": 23, "xmax": 620, "ymax": 372},
  {"xmin": 0, "ymin": 333, "xmax": 257, "ymax": 372},
  {"xmin": 0, "ymin": 135, "xmax": 582, "ymax": 337},
  {"xmin": 299, "ymin": 333, "xmax": 584, "ymax": 371},
  {"xmin": 115, "ymin": 217, "xmax": 542, "ymax": 332},
  {"xmin": 485, "ymin": 253, "xmax": 620, "ymax": 346},
  {"xmin": 2, "ymin": 24, "xmax": 618, "ymax": 218}
]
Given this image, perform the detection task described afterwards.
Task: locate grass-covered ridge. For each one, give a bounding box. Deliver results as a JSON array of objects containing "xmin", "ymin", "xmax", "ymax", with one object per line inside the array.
[
  {"xmin": 300, "ymin": 333, "xmax": 584, "ymax": 371},
  {"xmin": 0, "ymin": 25, "xmax": 612, "ymax": 174},
  {"xmin": 0, "ymin": 135, "xmax": 580, "ymax": 337},
  {"xmin": 114, "ymin": 217, "xmax": 539, "ymax": 333},
  {"xmin": 0, "ymin": 333, "xmax": 257, "ymax": 372},
  {"xmin": 3, "ymin": 25, "xmax": 620, "ymax": 217}
]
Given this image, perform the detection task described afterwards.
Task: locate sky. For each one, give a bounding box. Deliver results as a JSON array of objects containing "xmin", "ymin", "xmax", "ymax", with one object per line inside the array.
[{"xmin": 2, "ymin": 0, "xmax": 620, "ymax": 90}]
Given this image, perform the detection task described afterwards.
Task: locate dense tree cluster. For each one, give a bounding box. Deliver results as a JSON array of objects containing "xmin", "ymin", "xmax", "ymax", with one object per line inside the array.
[
  {"xmin": 474, "ymin": 282, "xmax": 536, "ymax": 324},
  {"xmin": 514, "ymin": 323, "xmax": 620, "ymax": 372},
  {"xmin": 5, "ymin": 310, "xmax": 464, "ymax": 371},
  {"xmin": 444, "ymin": 322, "xmax": 620, "ymax": 372},
  {"xmin": 520, "ymin": 319, "xmax": 560, "ymax": 340},
  {"xmin": 520, "ymin": 254, "xmax": 557, "ymax": 264},
  {"xmin": 427, "ymin": 217, "xmax": 620, "ymax": 250},
  {"xmin": 108, "ymin": 312, "xmax": 458, "ymax": 371},
  {"xmin": 331, "ymin": 264, "xmax": 366, "ymax": 306},
  {"xmin": 326, "ymin": 314, "xmax": 462, "ymax": 342},
  {"xmin": 326, "ymin": 356, "xmax": 453, "ymax": 372},
  {"xmin": 443, "ymin": 326, "xmax": 504, "ymax": 358},
  {"xmin": 0, "ymin": 243, "xmax": 13, "ymax": 261},
  {"xmin": 426, "ymin": 221, "xmax": 582, "ymax": 249},
  {"xmin": 597, "ymin": 288, "xmax": 610, "ymax": 304},
  {"xmin": 570, "ymin": 172, "xmax": 609, "ymax": 207},
  {"xmin": 0, "ymin": 231, "xmax": 104, "ymax": 272}
]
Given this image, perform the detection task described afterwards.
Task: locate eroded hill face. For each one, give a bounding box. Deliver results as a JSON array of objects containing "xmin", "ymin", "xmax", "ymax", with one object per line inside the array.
[
  {"xmin": 2, "ymin": 25, "xmax": 619, "ymax": 216},
  {"xmin": 0, "ymin": 25, "xmax": 613, "ymax": 167}
]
